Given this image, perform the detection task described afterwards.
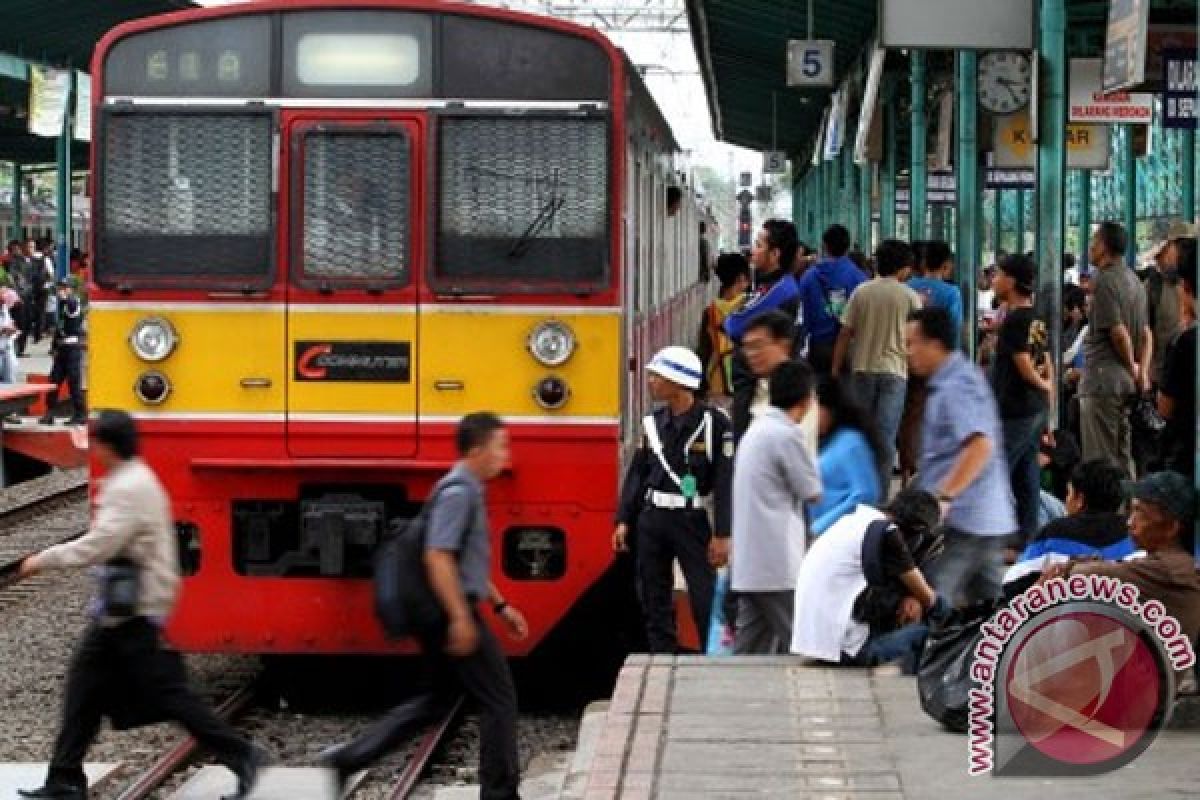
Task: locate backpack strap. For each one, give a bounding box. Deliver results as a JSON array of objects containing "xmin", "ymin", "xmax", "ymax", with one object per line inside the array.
[{"xmin": 861, "ymin": 519, "xmax": 895, "ymax": 587}]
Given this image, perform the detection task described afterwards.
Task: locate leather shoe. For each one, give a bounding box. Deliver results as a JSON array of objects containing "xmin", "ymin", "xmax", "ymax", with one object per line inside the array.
[
  {"xmin": 37, "ymin": 413, "xmax": 54, "ymax": 425},
  {"xmin": 223, "ymin": 743, "xmax": 269, "ymax": 800},
  {"xmin": 17, "ymin": 786, "xmax": 84, "ymax": 799},
  {"xmin": 316, "ymin": 744, "xmax": 353, "ymax": 798}
]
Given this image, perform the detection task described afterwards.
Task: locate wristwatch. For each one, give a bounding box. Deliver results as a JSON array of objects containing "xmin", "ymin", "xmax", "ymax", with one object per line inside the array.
[
  {"xmin": 936, "ymin": 491, "xmax": 955, "ymax": 504},
  {"xmin": 493, "ymin": 600, "xmax": 509, "ymax": 614}
]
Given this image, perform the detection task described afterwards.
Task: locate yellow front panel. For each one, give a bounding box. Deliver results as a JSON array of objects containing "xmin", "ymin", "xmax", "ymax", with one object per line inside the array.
[
  {"xmin": 287, "ymin": 311, "xmax": 418, "ymax": 413},
  {"xmin": 419, "ymin": 311, "xmax": 621, "ymax": 418},
  {"xmin": 89, "ymin": 306, "xmax": 621, "ymax": 420},
  {"xmin": 88, "ymin": 308, "xmax": 286, "ymax": 413}
]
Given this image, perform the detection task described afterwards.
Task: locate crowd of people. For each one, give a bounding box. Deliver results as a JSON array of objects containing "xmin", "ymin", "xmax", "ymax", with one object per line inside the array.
[
  {"xmin": 0, "ymin": 238, "xmax": 89, "ymax": 424},
  {"xmin": 617, "ymin": 216, "xmax": 1199, "ymax": 680}
]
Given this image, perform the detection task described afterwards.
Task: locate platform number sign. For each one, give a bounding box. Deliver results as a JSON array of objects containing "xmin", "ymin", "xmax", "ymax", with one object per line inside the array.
[
  {"xmin": 763, "ymin": 151, "xmax": 787, "ymax": 174},
  {"xmin": 787, "ymin": 40, "xmax": 835, "ymax": 88}
]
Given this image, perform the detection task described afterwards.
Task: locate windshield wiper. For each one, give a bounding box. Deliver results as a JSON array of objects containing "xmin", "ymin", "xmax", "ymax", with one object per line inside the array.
[{"xmin": 508, "ymin": 172, "xmax": 565, "ymax": 259}]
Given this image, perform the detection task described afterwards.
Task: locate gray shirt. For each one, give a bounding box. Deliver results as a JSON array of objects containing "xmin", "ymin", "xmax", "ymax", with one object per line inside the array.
[
  {"xmin": 425, "ymin": 463, "xmax": 491, "ymax": 599},
  {"xmin": 731, "ymin": 407, "xmax": 822, "ymax": 591},
  {"xmin": 1081, "ymin": 263, "xmax": 1148, "ymax": 397}
]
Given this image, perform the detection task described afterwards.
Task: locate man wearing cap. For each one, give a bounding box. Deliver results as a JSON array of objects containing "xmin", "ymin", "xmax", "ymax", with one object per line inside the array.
[
  {"xmin": 40, "ymin": 279, "xmax": 85, "ymax": 426},
  {"xmin": 1144, "ymin": 227, "xmax": 1189, "ymax": 387},
  {"xmin": 991, "ymin": 254, "xmax": 1053, "ymax": 546},
  {"xmin": 1043, "ymin": 471, "xmax": 1199, "ymax": 683},
  {"xmin": 613, "ymin": 346, "xmax": 734, "ymax": 653}
]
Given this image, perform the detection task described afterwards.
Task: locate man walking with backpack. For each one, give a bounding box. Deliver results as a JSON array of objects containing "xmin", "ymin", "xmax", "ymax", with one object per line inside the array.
[{"xmin": 322, "ymin": 412, "xmax": 528, "ymax": 800}]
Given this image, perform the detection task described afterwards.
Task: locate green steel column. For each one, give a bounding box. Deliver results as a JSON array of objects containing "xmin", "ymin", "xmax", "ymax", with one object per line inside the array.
[
  {"xmin": 1182, "ymin": 130, "xmax": 1195, "ymax": 223},
  {"xmin": 1079, "ymin": 169, "xmax": 1092, "ymax": 261},
  {"xmin": 860, "ymin": 160, "xmax": 873, "ymax": 252},
  {"xmin": 1015, "ymin": 190, "xmax": 1025, "ymax": 254},
  {"xmin": 1123, "ymin": 126, "xmax": 1137, "ymax": 265},
  {"xmin": 54, "ymin": 72, "xmax": 74, "ymax": 279},
  {"xmin": 844, "ymin": 142, "xmax": 856, "ymax": 239},
  {"xmin": 910, "ymin": 52, "xmax": 928, "ymax": 239},
  {"xmin": 11, "ymin": 163, "xmax": 21, "ymax": 243},
  {"xmin": 956, "ymin": 50, "xmax": 979, "ymax": 359},
  {"xmin": 1037, "ymin": 0, "xmax": 1067, "ymax": 426},
  {"xmin": 993, "ymin": 190, "xmax": 1003, "ymax": 260},
  {"xmin": 882, "ymin": 97, "xmax": 897, "ymax": 239}
]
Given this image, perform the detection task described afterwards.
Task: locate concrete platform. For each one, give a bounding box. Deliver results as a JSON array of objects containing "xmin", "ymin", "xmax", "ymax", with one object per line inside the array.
[
  {"xmin": 170, "ymin": 766, "xmax": 364, "ymax": 800},
  {"xmin": 567, "ymin": 656, "xmax": 1200, "ymax": 800},
  {"xmin": 0, "ymin": 763, "xmax": 117, "ymax": 797}
]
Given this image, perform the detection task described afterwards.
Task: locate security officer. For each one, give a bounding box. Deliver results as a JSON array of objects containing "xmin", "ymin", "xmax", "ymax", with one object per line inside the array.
[
  {"xmin": 613, "ymin": 346, "xmax": 734, "ymax": 653},
  {"xmin": 40, "ymin": 279, "xmax": 85, "ymax": 426}
]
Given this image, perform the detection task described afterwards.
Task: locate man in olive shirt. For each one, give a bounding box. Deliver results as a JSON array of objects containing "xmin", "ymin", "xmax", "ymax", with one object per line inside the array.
[
  {"xmin": 832, "ymin": 239, "xmax": 921, "ymax": 478},
  {"xmin": 1079, "ymin": 222, "xmax": 1152, "ymax": 478}
]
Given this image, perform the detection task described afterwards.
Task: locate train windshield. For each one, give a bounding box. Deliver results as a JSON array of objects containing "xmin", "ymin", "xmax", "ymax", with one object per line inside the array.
[
  {"xmin": 434, "ymin": 115, "xmax": 609, "ymax": 292},
  {"xmin": 97, "ymin": 111, "xmax": 274, "ymax": 287}
]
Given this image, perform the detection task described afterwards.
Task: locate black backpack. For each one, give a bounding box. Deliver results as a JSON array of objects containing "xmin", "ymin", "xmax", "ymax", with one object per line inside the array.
[{"xmin": 374, "ymin": 477, "xmax": 469, "ymax": 639}]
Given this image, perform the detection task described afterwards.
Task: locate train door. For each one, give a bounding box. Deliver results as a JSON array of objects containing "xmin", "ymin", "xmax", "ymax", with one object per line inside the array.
[{"xmin": 282, "ymin": 112, "xmax": 423, "ymax": 458}]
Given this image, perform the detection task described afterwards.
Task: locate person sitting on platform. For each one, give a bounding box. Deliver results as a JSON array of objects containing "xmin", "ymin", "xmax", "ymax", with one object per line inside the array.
[
  {"xmin": 1041, "ymin": 471, "xmax": 1200, "ymax": 685},
  {"xmin": 792, "ymin": 489, "xmax": 948, "ymax": 672},
  {"xmin": 1003, "ymin": 458, "xmax": 1136, "ymax": 594}
]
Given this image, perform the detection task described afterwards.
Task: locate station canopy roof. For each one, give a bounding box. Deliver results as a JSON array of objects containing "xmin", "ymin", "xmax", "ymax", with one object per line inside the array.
[
  {"xmin": 0, "ymin": 0, "xmax": 194, "ymax": 165},
  {"xmin": 685, "ymin": 0, "xmax": 1197, "ymax": 158}
]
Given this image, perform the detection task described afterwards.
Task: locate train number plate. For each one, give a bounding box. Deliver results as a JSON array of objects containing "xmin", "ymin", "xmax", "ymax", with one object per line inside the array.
[{"xmin": 294, "ymin": 341, "xmax": 412, "ymax": 382}]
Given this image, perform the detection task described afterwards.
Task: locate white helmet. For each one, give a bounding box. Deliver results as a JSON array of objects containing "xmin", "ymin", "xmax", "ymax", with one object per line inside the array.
[{"xmin": 647, "ymin": 346, "xmax": 703, "ymax": 390}]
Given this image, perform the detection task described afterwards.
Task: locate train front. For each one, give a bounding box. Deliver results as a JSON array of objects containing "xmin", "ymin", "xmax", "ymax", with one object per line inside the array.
[{"xmin": 87, "ymin": 1, "xmax": 627, "ymax": 655}]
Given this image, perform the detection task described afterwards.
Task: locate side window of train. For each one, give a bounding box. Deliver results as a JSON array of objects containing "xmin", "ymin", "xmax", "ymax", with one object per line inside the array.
[{"xmin": 297, "ymin": 128, "xmax": 410, "ymax": 288}]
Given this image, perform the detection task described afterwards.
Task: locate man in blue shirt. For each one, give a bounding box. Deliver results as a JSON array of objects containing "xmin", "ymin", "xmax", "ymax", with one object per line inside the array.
[
  {"xmin": 906, "ymin": 307, "xmax": 1017, "ymax": 605},
  {"xmin": 795, "ymin": 224, "xmax": 866, "ymax": 374},
  {"xmin": 723, "ymin": 219, "xmax": 802, "ymax": 440},
  {"xmin": 906, "ymin": 240, "xmax": 964, "ymax": 349}
]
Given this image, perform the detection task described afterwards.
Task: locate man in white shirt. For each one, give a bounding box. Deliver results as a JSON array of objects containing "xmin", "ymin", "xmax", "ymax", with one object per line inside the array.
[
  {"xmin": 732, "ymin": 360, "xmax": 822, "ymax": 654},
  {"xmin": 791, "ymin": 490, "xmax": 947, "ymax": 670}
]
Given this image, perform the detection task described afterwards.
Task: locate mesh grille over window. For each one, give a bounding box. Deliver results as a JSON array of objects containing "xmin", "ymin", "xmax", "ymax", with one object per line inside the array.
[
  {"xmin": 437, "ymin": 116, "xmax": 608, "ymax": 289},
  {"xmin": 99, "ymin": 113, "xmax": 272, "ymax": 284},
  {"xmin": 301, "ymin": 132, "xmax": 410, "ymax": 284}
]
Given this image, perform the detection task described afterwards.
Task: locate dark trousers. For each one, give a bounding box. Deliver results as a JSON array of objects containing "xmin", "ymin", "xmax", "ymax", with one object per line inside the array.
[
  {"xmin": 29, "ymin": 292, "xmax": 47, "ymax": 341},
  {"xmin": 335, "ymin": 615, "xmax": 520, "ymax": 800},
  {"xmin": 635, "ymin": 508, "xmax": 715, "ymax": 653},
  {"xmin": 47, "ymin": 618, "xmax": 251, "ymax": 792},
  {"xmin": 13, "ymin": 298, "xmax": 30, "ymax": 356},
  {"xmin": 1002, "ymin": 411, "xmax": 1046, "ymax": 545},
  {"xmin": 47, "ymin": 344, "xmax": 84, "ymax": 418}
]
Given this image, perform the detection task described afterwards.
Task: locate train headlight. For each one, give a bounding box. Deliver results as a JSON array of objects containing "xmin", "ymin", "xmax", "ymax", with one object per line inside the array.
[
  {"xmin": 135, "ymin": 370, "xmax": 171, "ymax": 405},
  {"xmin": 532, "ymin": 376, "xmax": 570, "ymax": 410},
  {"xmin": 129, "ymin": 317, "xmax": 178, "ymax": 362},
  {"xmin": 527, "ymin": 320, "xmax": 575, "ymax": 367}
]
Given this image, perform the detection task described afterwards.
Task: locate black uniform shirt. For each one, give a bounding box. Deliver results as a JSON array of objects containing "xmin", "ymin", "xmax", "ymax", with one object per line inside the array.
[
  {"xmin": 615, "ymin": 401, "xmax": 734, "ymax": 536},
  {"xmin": 57, "ymin": 295, "xmax": 84, "ymax": 339}
]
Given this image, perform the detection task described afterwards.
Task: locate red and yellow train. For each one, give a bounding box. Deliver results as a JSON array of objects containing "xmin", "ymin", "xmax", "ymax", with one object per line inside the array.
[{"xmin": 88, "ymin": 0, "xmax": 712, "ymax": 655}]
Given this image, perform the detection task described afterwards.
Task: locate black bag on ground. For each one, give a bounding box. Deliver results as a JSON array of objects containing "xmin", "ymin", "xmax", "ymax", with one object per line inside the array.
[
  {"xmin": 374, "ymin": 478, "xmax": 466, "ymax": 639},
  {"xmin": 916, "ymin": 600, "xmax": 1003, "ymax": 732}
]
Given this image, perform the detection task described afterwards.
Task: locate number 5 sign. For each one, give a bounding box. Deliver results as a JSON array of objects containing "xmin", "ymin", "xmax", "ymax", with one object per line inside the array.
[{"xmin": 787, "ymin": 40, "xmax": 835, "ymax": 88}]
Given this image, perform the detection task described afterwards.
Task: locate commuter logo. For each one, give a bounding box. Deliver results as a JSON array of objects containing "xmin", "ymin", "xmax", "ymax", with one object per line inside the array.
[
  {"xmin": 294, "ymin": 341, "xmax": 412, "ymax": 382},
  {"xmin": 967, "ymin": 576, "xmax": 1195, "ymax": 776}
]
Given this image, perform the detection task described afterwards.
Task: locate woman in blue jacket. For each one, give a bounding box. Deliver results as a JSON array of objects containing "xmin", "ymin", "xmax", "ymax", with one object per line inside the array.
[{"xmin": 810, "ymin": 377, "xmax": 885, "ymax": 535}]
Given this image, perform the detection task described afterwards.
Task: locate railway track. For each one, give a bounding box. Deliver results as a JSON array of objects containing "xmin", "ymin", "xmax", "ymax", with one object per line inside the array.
[
  {"xmin": 0, "ymin": 475, "xmax": 89, "ymax": 598},
  {"xmin": 386, "ymin": 696, "xmax": 465, "ymax": 800},
  {"xmin": 114, "ymin": 682, "xmax": 260, "ymax": 800},
  {"xmin": 109, "ymin": 688, "xmax": 464, "ymax": 799}
]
